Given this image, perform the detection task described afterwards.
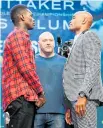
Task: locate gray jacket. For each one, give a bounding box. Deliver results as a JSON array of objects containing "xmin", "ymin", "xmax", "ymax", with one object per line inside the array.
[{"xmin": 63, "ymin": 30, "xmax": 103, "ymax": 103}]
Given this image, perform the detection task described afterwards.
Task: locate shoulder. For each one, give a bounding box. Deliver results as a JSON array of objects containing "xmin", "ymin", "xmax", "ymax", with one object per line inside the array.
[
  {"xmin": 5, "ymin": 30, "xmax": 16, "ymax": 45},
  {"xmin": 6, "ymin": 30, "xmax": 21, "ymax": 42},
  {"xmin": 55, "ymin": 54, "xmax": 66, "ymax": 62},
  {"xmin": 83, "ymin": 30, "xmax": 101, "ymax": 44},
  {"xmin": 82, "ymin": 30, "xmax": 101, "ymax": 50},
  {"xmin": 6, "ymin": 30, "xmax": 15, "ymax": 39},
  {"xmin": 84, "ymin": 30, "xmax": 100, "ymax": 40},
  {"xmin": 8, "ymin": 29, "xmax": 27, "ymax": 39}
]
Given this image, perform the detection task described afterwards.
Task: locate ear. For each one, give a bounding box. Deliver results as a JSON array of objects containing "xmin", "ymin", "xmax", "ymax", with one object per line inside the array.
[
  {"xmin": 20, "ymin": 14, "xmax": 25, "ymax": 21},
  {"xmin": 82, "ymin": 17, "xmax": 87, "ymax": 24}
]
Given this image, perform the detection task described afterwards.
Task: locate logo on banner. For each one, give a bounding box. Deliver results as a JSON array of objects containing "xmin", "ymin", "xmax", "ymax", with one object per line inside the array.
[{"xmin": 0, "ymin": 0, "xmax": 74, "ymax": 10}]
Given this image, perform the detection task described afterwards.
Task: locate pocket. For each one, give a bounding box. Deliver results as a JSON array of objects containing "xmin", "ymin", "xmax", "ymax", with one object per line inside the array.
[
  {"xmin": 7, "ymin": 98, "xmax": 22, "ymax": 117},
  {"xmin": 74, "ymin": 73, "xmax": 84, "ymax": 79}
]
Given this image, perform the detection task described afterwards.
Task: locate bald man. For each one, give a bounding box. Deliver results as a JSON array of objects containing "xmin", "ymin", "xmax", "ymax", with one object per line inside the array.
[
  {"xmin": 63, "ymin": 11, "xmax": 103, "ymax": 128},
  {"xmin": 34, "ymin": 32, "xmax": 66, "ymax": 128}
]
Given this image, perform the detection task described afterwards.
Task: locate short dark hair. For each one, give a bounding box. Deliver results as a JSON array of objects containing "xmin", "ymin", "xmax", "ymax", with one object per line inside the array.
[{"xmin": 10, "ymin": 4, "xmax": 27, "ymax": 25}]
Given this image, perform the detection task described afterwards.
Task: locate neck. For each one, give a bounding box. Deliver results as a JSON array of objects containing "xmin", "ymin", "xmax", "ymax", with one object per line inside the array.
[
  {"xmin": 40, "ymin": 52, "xmax": 55, "ymax": 58},
  {"xmin": 15, "ymin": 24, "xmax": 28, "ymax": 33},
  {"xmin": 75, "ymin": 27, "xmax": 89, "ymax": 35}
]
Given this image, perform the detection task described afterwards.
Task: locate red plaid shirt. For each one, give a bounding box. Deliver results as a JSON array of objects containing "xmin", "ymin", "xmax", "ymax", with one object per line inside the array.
[{"xmin": 2, "ymin": 27, "xmax": 43, "ymax": 111}]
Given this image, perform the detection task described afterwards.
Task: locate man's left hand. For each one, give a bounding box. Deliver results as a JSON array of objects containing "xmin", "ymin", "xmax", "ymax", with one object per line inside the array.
[{"xmin": 75, "ymin": 97, "xmax": 87, "ymax": 117}]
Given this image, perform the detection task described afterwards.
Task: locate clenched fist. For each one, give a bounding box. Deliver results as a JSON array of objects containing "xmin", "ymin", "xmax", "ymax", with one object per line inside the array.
[{"xmin": 35, "ymin": 94, "xmax": 46, "ymax": 108}]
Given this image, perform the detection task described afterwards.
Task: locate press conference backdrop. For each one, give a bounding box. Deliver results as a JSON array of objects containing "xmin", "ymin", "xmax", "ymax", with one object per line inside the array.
[{"xmin": 0, "ymin": 0, "xmax": 103, "ymax": 127}]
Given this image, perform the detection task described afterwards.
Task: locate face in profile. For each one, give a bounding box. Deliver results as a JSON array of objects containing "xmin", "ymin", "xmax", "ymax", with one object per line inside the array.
[
  {"xmin": 39, "ymin": 33, "xmax": 55, "ymax": 54},
  {"xmin": 69, "ymin": 13, "xmax": 84, "ymax": 32},
  {"xmin": 80, "ymin": 0, "xmax": 103, "ymax": 15},
  {"xmin": 23, "ymin": 9, "xmax": 35, "ymax": 30}
]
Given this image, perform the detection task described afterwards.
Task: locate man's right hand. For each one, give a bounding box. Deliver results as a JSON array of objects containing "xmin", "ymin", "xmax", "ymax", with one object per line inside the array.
[{"xmin": 35, "ymin": 95, "xmax": 46, "ymax": 108}]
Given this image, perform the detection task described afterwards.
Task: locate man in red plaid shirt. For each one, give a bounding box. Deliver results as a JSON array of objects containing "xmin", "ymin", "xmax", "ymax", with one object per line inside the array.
[{"xmin": 2, "ymin": 4, "xmax": 46, "ymax": 128}]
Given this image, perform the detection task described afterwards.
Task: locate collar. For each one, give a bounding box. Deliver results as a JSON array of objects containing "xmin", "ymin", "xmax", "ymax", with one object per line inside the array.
[
  {"xmin": 74, "ymin": 32, "xmax": 82, "ymax": 43},
  {"xmin": 14, "ymin": 27, "xmax": 30, "ymax": 38}
]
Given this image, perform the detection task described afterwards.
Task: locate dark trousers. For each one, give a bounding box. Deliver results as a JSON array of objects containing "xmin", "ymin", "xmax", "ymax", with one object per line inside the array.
[
  {"xmin": 6, "ymin": 96, "xmax": 36, "ymax": 128},
  {"xmin": 65, "ymin": 123, "xmax": 74, "ymax": 128}
]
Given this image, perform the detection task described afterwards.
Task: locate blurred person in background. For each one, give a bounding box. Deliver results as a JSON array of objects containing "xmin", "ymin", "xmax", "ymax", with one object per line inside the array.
[{"xmin": 34, "ymin": 31, "xmax": 66, "ymax": 128}]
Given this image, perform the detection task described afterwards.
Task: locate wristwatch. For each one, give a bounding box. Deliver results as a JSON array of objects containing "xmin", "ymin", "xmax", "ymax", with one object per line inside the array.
[{"xmin": 79, "ymin": 91, "xmax": 86, "ymax": 98}]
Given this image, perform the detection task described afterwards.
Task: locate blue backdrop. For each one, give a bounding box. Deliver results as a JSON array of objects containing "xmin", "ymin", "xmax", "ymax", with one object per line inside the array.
[{"xmin": 0, "ymin": 0, "xmax": 103, "ymax": 128}]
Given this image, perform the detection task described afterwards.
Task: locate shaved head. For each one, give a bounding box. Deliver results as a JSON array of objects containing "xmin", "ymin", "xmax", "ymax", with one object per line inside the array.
[
  {"xmin": 38, "ymin": 32, "xmax": 55, "ymax": 57},
  {"xmin": 74, "ymin": 11, "xmax": 93, "ymax": 27},
  {"xmin": 69, "ymin": 11, "xmax": 93, "ymax": 34},
  {"xmin": 39, "ymin": 32, "xmax": 54, "ymax": 42}
]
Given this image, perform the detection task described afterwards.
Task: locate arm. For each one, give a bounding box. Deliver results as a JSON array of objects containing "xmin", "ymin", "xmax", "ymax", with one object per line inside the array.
[
  {"xmin": 75, "ymin": 31, "xmax": 101, "ymax": 117},
  {"xmin": 80, "ymin": 31, "xmax": 101, "ymax": 97},
  {"xmin": 10, "ymin": 33, "xmax": 44, "ymax": 98}
]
